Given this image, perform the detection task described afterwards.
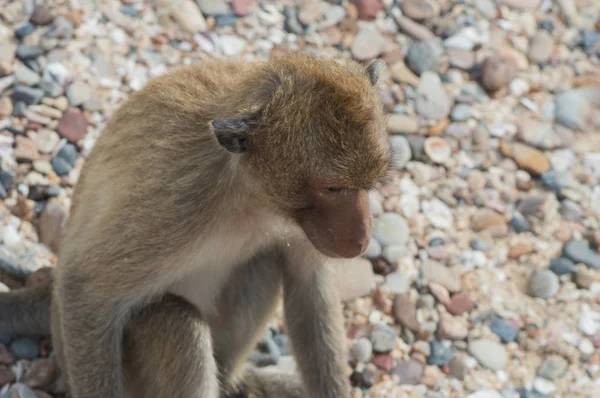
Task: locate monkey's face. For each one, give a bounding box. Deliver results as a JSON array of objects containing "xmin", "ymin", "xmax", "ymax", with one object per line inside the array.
[
  {"xmin": 294, "ymin": 186, "xmax": 372, "ymax": 259},
  {"xmin": 212, "ymin": 55, "xmax": 392, "ymax": 259}
]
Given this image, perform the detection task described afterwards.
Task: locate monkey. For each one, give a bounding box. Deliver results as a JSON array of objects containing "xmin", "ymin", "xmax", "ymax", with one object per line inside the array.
[{"xmin": 0, "ymin": 53, "xmax": 391, "ymax": 398}]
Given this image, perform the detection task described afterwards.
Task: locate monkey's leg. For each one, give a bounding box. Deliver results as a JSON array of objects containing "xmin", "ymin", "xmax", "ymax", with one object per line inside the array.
[
  {"xmin": 122, "ymin": 294, "xmax": 220, "ymax": 398},
  {"xmin": 0, "ymin": 282, "xmax": 51, "ymax": 335},
  {"xmin": 210, "ymin": 249, "xmax": 304, "ymax": 398},
  {"xmin": 281, "ymin": 249, "xmax": 351, "ymax": 398}
]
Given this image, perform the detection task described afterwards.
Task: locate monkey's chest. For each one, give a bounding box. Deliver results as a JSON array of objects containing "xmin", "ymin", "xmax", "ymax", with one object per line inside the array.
[{"xmin": 166, "ymin": 217, "xmax": 283, "ymax": 316}]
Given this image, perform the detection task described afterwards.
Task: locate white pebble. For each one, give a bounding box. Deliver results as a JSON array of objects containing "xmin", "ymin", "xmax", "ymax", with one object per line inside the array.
[{"xmin": 533, "ymin": 377, "xmax": 556, "ymax": 395}]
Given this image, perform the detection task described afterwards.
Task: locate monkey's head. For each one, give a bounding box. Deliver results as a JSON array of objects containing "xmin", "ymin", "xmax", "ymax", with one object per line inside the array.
[{"xmin": 211, "ymin": 54, "xmax": 391, "ymax": 259}]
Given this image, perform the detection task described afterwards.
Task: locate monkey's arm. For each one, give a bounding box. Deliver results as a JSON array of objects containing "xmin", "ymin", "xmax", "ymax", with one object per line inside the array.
[{"xmin": 281, "ymin": 247, "xmax": 350, "ymax": 398}]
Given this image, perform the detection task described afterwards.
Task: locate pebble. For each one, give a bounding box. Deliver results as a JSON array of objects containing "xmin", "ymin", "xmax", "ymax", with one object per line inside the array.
[
  {"xmin": 14, "ymin": 136, "xmax": 40, "ymax": 162},
  {"xmin": 392, "ymin": 359, "xmax": 424, "ymax": 385},
  {"xmin": 537, "ymin": 355, "xmax": 568, "ymax": 380},
  {"xmin": 549, "ymin": 258, "xmax": 575, "ymax": 275},
  {"xmin": 351, "ymin": 338, "xmax": 373, "ymax": 363},
  {"xmin": 533, "ymin": 378, "xmax": 556, "ymax": 395},
  {"xmin": 416, "ymin": 72, "xmax": 451, "ymax": 120},
  {"xmin": 8, "ymin": 338, "xmax": 40, "ymax": 360},
  {"xmin": 334, "ymin": 258, "xmax": 376, "ymax": 301},
  {"xmin": 379, "ymin": 272, "xmax": 412, "ymax": 294},
  {"xmin": 500, "ymin": 141, "xmax": 551, "ymax": 176},
  {"xmin": 405, "ymin": 39, "xmax": 443, "ymax": 76},
  {"xmin": 451, "ymin": 103, "xmax": 472, "ymax": 121},
  {"xmin": 528, "ymin": 270, "xmax": 559, "ymax": 299},
  {"xmin": 528, "ymin": 31, "xmax": 554, "ymax": 64},
  {"xmin": 563, "ymin": 240, "xmax": 600, "ymax": 270},
  {"xmin": 448, "ymin": 355, "xmax": 467, "ymax": 380},
  {"xmin": 423, "ymin": 137, "xmax": 451, "ymax": 163},
  {"xmin": 554, "ymin": 87, "xmax": 600, "ymax": 132},
  {"xmin": 392, "ymin": 294, "xmax": 420, "ymax": 332},
  {"xmin": 14, "ymin": 64, "xmax": 41, "ymax": 86},
  {"xmin": 351, "ymin": 25, "xmax": 384, "ymax": 61},
  {"xmin": 510, "ymin": 214, "xmax": 530, "ymax": 233},
  {"xmin": 489, "ymin": 316, "xmax": 518, "ymax": 343},
  {"xmin": 57, "ymin": 108, "xmax": 88, "ymax": 143},
  {"xmin": 16, "ymin": 46, "xmax": 43, "ymax": 62},
  {"xmin": 475, "ymin": 0, "xmax": 497, "ymax": 18},
  {"xmin": 466, "ymin": 390, "xmax": 503, "ymax": 398},
  {"xmin": 11, "ymin": 86, "xmax": 44, "ymax": 106},
  {"xmin": 373, "ymin": 212, "xmax": 410, "ymax": 247},
  {"xmin": 421, "ymin": 261, "xmax": 461, "ymax": 293},
  {"xmin": 51, "ymin": 157, "xmax": 71, "ymax": 176},
  {"xmin": 421, "ymin": 198, "xmax": 453, "ymax": 228},
  {"xmin": 390, "ymin": 135, "xmax": 412, "ymax": 170},
  {"xmin": 400, "ymin": 0, "xmax": 439, "ymax": 21},
  {"xmin": 480, "ymin": 53, "xmax": 518, "ymax": 92},
  {"xmin": 447, "ymin": 293, "xmax": 475, "ymax": 315},
  {"xmin": 387, "ymin": 115, "xmax": 418, "ymax": 134},
  {"xmin": 66, "ymin": 81, "xmax": 91, "ymax": 107},
  {"xmin": 30, "ymin": 5, "xmax": 54, "ymax": 25},
  {"xmin": 370, "ymin": 324, "xmax": 397, "ymax": 353},
  {"xmin": 468, "ymin": 339, "xmax": 508, "ymax": 371},
  {"xmin": 471, "ymin": 208, "xmax": 506, "ymax": 234},
  {"xmin": 427, "ymin": 340, "xmax": 453, "ymax": 366},
  {"xmin": 438, "ymin": 313, "xmax": 468, "ymax": 340}
]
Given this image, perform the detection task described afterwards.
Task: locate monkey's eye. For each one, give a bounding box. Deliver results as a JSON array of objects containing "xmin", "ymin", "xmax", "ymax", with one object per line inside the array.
[{"xmin": 326, "ymin": 187, "xmax": 344, "ymax": 193}]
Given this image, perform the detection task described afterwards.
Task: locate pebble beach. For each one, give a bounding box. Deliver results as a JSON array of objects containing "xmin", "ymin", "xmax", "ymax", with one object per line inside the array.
[{"xmin": 0, "ymin": 0, "xmax": 599, "ymax": 397}]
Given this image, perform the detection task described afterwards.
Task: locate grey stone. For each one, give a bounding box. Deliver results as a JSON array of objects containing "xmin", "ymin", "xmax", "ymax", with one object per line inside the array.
[
  {"xmin": 421, "ymin": 261, "xmax": 461, "ymax": 292},
  {"xmin": 416, "ymin": 72, "xmax": 451, "ymax": 120},
  {"xmin": 14, "ymin": 64, "xmax": 41, "ymax": 86},
  {"xmin": 390, "ymin": 135, "xmax": 412, "ymax": 170},
  {"xmin": 563, "ymin": 240, "xmax": 600, "ymax": 269},
  {"xmin": 8, "ymin": 338, "xmax": 40, "ymax": 360},
  {"xmin": 351, "ymin": 338, "xmax": 373, "ymax": 363},
  {"xmin": 57, "ymin": 143, "xmax": 77, "ymax": 166},
  {"xmin": 451, "ymin": 103, "xmax": 473, "ymax": 121},
  {"xmin": 529, "ymin": 270, "xmax": 559, "ymax": 299},
  {"xmin": 427, "ymin": 340, "xmax": 453, "ymax": 365},
  {"xmin": 370, "ymin": 324, "xmax": 397, "ymax": 353},
  {"xmin": 537, "ymin": 355, "xmax": 568, "ymax": 380},
  {"xmin": 489, "ymin": 316, "xmax": 518, "ymax": 343},
  {"xmin": 51, "ymin": 157, "xmax": 72, "ymax": 176},
  {"xmin": 560, "ymin": 199, "xmax": 582, "ymax": 221},
  {"xmin": 392, "ymin": 359, "xmax": 424, "ymax": 385},
  {"xmin": 15, "ymin": 45, "xmax": 43, "ymax": 61},
  {"xmin": 554, "ymin": 87, "xmax": 600, "ymax": 132},
  {"xmin": 549, "ymin": 258, "xmax": 575, "ymax": 275},
  {"xmin": 66, "ymin": 80, "xmax": 91, "ymax": 107},
  {"xmin": 468, "ymin": 339, "xmax": 507, "ymax": 370},
  {"xmin": 373, "ymin": 212, "xmax": 410, "ymax": 247},
  {"xmin": 405, "ymin": 39, "xmax": 443, "ymax": 76},
  {"xmin": 380, "ymin": 272, "xmax": 413, "ymax": 294},
  {"xmin": 11, "ymin": 85, "xmax": 44, "ymax": 106},
  {"xmin": 196, "ymin": 0, "xmax": 230, "ymax": 15}
]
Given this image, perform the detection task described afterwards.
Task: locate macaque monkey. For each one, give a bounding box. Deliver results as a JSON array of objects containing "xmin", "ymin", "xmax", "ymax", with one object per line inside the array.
[{"xmin": 0, "ymin": 53, "xmax": 391, "ymax": 398}]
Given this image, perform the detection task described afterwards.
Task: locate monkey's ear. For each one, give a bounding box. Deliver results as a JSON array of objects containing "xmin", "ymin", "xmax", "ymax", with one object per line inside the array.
[
  {"xmin": 365, "ymin": 60, "xmax": 385, "ymax": 86},
  {"xmin": 211, "ymin": 119, "xmax": 254, "ymax": 154}
]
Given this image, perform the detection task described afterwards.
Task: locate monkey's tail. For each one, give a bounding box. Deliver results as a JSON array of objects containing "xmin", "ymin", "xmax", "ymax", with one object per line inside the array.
[{"xmin": 0, "ymin": 281, "xmax": 52, "ymax": 336}]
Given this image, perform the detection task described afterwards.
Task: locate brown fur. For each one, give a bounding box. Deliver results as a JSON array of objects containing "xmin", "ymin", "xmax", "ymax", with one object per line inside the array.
[{"xmin": 1, "ymin": 53, "xmax": 390, "ymax": 398}]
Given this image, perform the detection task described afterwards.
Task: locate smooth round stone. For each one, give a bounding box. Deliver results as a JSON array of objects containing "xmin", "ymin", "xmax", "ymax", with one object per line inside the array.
[
  {"xmin": 421, "ymin": 261, "xmax": 461, "ymax": 292},
  {"xmin": 421, "ymin": 198, "xmax": 453, "ymax": 228},
  {"xmin": 537, "ymin": 355, "xmax": 568, "ymax": 380},
  {"xmin": 554, "ymin": 87, "xmax": 599, "ymax": 132},
  {"xmin": 528, "ymin": 30, "xmax": 554, "ymax": 64},
  {"xmin": 471, "ymin": 238, "xmax": 491, "ymax": 252},
  {"xmin": 451, "ymin": 103, "xmax": 473, "ymax": 121},
  {"xmin": 9, "ymin": 337, "xmax": 40, "ymax": 360},
  {"xmin": 380, "ymin": 271, "xmax": 413, "ymax": 294},
  {"xmin": 364, "ymin": 238, "xmax": 382, "ymax": 259},
  {"xmin": 468, "ymin": 339, "xmax": 507, "ymax": 371},
  {"xmin": 416, "ymin": 73, "xmax": 451, "ymax": 120},
  {"xmin": 489, "ymin": 316, "xmax": 518, "ymax": 343},
  {"xmin": 373, "ymin": 212, "xmax": 410, "ymax": 247},
  {"xmin": 400, "ymin": 0, "xmax": 439, "ymax": 20},
  {"xmin": 15, "ymin": 22, "xmax": 35, "ymax": 38},
  {"xmin": 370, "ymin": 325, "xmax": 397, "ymax": 353},
  {"xmin": 466, "ymin": 390, "xmax": 503, "ymax": 398},
  {"xmin": 405, "ymin": 39, "xmax": 443, "ymax": 76},
  {"xmin": 273, "ymin": 333, "xmax": 289, "ymax": 356},
  {"xmin": 549, "ymin": 258, "xmax": 575, "ymax": 275},
  {"xmin": 351, "ymin": 338, "xmax": 373, "ymax": 363},
  {"xmin": 563, "ymin": 240, "xmax": 600, "ymax": 270},
  {"xmin": 560, "ymin": 199, "xmax": 582, "ymax": 221},
  {"xmin": 51, "ymin": 157, "xmax": 72, "ymax": 176},
  {"xmin": 429, "ymin": 237, "xmax": 445, "ymax": 247},
  {"xmin": 392, "ymin": 359, "xmax": 424, "ymax": 385},
  {"xmin": 427, "ymin": 340, "xmax": 453, "ymax": 366},
  {"xmin": 57, "ymin": 143, "xmax": 77, "ymax": 166},
  {"xmin": 383, "ymin": 244, "xmax": 408, "ymax": 263},
  {"xmin": 390, "ymin": 135, "xmax": 412, "ymax": 170},
  {"xmin": 529, "ymin": 270, "xmax": 559, "ymax": 299},
  {"xmin": 510, "ymin": 214, "xmax": 530, "ymax": 233}
]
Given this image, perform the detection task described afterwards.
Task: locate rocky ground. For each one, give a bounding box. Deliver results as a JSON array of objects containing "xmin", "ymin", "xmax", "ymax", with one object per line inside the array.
[{"xmin": 0, "ymin": 0, "xmax": 599, "ymax": 397}]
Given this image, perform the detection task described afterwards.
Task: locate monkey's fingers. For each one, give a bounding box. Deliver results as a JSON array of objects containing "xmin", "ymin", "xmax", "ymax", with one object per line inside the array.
[{"xmin": 226, "ymin": 364, "xmax": 306, "ymax": 398}]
